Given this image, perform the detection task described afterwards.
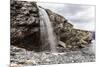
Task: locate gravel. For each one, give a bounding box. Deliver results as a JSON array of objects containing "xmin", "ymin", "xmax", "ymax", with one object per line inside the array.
[{"xmin": 10, "ymin": 45, "xmax": 95, "ymax": 66}]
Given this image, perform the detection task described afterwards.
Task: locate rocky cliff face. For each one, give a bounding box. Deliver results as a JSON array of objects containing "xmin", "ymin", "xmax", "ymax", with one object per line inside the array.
[
  {"xmin": 11, "ymin": 0, "xmax": 93, "ymax": 51},
  {"xmin": 45, "ymin": 9, "xmax": 92, "ymax": 50},
  {"xmin": 11, "ymin": 0, "xmax": 41, "ymax": 51}
]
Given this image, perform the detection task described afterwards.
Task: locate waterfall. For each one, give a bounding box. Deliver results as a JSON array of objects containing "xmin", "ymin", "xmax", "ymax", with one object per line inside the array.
[
  {"xmin": 81, "ymin": 40, "xmax": 95, "ymax": 55},
  {"xmin": 39, "ymin": 7, "xmax": 57, "ymax": 52}
]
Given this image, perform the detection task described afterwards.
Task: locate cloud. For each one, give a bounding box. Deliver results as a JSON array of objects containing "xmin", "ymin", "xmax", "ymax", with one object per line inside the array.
[
  {"xmin": 57, "ymin": 4, "xmax": 88, "ymax": 16},
  {"xmin": 37, "ymin": 2, "xmax": 95, "ymax": 31}
]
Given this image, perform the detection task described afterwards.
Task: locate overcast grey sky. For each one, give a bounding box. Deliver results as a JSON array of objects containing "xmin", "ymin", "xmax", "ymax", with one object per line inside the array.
[{"xmin": 37, "ymin": 2, "xmax": 95, "ymax": 31}]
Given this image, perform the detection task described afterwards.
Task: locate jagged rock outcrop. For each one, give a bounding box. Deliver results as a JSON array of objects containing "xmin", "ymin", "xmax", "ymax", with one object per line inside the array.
[
  {"xmin": 11, "ymin": 0, "xmax": 93, "ymax": 51},
  {"xmin": 45, "ymin": 9, "xmax": 92, "ymax": 50},
  {"xmin": 11, "ymin": 0, "xmax": 41, "ymax": 51}
]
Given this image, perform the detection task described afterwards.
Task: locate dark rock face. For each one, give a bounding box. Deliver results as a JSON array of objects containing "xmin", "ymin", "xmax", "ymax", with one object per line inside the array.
[
  {"xmin": 11, "ymin": 0, "xmax": 93, "ymax": 51},
  {"xmin": 11, "ymin": 0, "xmax": 41, "ymax": 51}
]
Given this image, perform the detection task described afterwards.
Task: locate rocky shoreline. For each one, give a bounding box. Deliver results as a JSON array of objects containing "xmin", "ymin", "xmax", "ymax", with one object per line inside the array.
[{"xmin": 10, "ymin": 45, "xmax": 95, "ymax": 66}]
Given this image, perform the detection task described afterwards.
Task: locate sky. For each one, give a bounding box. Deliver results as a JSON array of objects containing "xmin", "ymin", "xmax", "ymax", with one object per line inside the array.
[{"xmin": 37, "ymin": 2, "xmax": 95, "ymax": 31}]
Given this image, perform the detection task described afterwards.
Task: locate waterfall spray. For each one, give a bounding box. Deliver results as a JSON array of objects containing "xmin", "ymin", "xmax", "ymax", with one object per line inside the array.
[{"xmin": 39, "ymin": 7, "xmax": 57, "ymax": 52}]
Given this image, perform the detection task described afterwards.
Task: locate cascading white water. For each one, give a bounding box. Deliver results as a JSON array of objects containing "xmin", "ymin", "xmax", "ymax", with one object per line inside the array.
[
  {"xmin": 39, "ymin": 7, "xmax": 57, "ymax": 52},
  {"xmin": 81, "ymin": 40, "xmax": 95, "ymax": 55}
]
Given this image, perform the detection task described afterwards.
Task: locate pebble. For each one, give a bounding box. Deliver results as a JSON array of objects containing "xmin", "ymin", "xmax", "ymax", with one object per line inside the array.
[
  {"xmin": 10, "ymin": 63, "xmax": 22, "ymax": 67},
  {"xmin": 11, "ymin": 46, "xmax": 95, "ymax": 66},
  {"xmin": 25, "ymin": 60, "xmax": 36, "ymax": 65}
]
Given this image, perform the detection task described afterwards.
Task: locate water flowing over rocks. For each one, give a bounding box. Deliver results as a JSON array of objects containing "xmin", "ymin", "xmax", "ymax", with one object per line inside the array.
[
  {"xmin": 39, "ymin": 7, "xmax": 57, "ymax": 52},
  {"xmin": 45, "ymin": 9, "xmax": 93, "ymax": 50},
  {"xmin": 11, "ymin": 0, "xmax": 93, "ymax": 51},
  {"xmin": 10, "ymin": 0, "xmax": 95, "ymax": 66}
]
